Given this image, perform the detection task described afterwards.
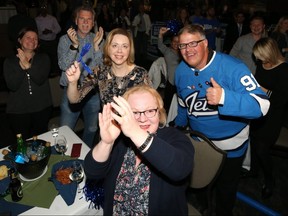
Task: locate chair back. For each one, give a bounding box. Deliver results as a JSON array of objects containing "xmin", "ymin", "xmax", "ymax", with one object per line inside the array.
[
  {"xmin": 148, "ymin": 57, "xmax": 167, "ymax": 89},
  {"xmin": 185, "ymin": 130, "xmax": 226, "ymax": 189}
]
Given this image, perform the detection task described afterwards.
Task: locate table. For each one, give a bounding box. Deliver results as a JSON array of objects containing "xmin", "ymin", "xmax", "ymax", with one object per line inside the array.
[
  {"xmin": 0, "ymin": 6, "xmax": 17, "ymax": 24},
  {"xmin": 0, "ymin": 125, "xmax": 103, "ymax": 215}
]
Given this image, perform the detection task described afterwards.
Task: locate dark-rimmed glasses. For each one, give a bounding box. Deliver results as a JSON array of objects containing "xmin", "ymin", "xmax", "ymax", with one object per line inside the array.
[
  {"xmin": 178, "ymin": 39, "xmax": 205, "ymax": 50},
  {"xmin": 133, "ymin": 108, "xmax": 158, "ymax": 119}
]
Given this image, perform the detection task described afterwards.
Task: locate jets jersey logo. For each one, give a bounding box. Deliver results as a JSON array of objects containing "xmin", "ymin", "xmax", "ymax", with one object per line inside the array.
[{"xmin": 178, "ymin": 91, "xmax": 218, "ymax": 117}]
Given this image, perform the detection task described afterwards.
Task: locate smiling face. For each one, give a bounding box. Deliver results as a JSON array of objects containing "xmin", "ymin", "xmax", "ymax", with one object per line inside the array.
[
  {"xmin": 250, "ymin": 18, "xmax": 265, "ymax": 37},
  {"xmin": 127, "ymin": 91, "xmax": 159, "ymax": 134},
  {"xmin": 178, "ymin": 31, "xmax": 209, "ymax": 70},
  {"xmin": 75, "ymin": 10, "xmax": 94, "ymax": 37},
  {"xmin": 171, "ymin": 35, "xmax": 179, "ymax": 51},
  {"xmin": 18, "ymin": 31, "xmax": 38, "ymax": 51},
  {"xmin": 108, "ymin": 34, "xmax": 130, "ymax": 66}
]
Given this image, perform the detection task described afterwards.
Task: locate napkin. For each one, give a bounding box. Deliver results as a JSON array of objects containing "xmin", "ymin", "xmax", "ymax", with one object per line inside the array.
[
  {"xmin": 0, "ymin": 160, "xmax": 14, "ymax": 195},
  {"xmin": 4, "ymin": 155, "xmax": 59, "ymax": 208},
  {"xmin": 50, "ymin": 159, "xmax": 83, "ymax": 205}
]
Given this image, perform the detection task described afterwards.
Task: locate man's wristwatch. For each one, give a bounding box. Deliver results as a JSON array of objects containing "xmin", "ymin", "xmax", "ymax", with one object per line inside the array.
[{"xmin": 70, "ymin": 45, "xmax": 79, "ymax": 52}]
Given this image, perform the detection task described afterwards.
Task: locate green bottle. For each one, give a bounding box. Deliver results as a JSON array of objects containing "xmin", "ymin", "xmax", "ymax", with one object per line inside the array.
[{"xmin": 16, "ymin": 134, "xmax": 26, "ymax": 155}]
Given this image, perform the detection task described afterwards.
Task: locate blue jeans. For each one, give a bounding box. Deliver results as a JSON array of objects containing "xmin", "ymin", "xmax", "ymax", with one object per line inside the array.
[{"xmin": 60, "ymin": 88, "xmax": 100, "ymax": 147}]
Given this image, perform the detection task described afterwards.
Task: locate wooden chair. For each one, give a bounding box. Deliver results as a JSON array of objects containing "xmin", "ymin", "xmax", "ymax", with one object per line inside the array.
[{"xmin": 185, "ymin": 130, "xmax": 227, "ymax": 215}]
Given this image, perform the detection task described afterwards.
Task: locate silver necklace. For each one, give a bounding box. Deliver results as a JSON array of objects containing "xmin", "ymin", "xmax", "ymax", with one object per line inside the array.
[
  {"xmin": 26, "ymin": 72, "xmax": 32, "ymax": 95},
  {"xmin": 26, "ymin": 57, "xmax": 34, "ymax": 95}
]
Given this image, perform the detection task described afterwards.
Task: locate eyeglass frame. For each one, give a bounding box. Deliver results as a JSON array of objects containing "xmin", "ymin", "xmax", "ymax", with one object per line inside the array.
[
  {"xmin": 178, "ymin": 39, "xmax": 206, "ymax": 50},
  {"xmin": 133, "ymin": 108, "xmax": 158, "ymax": 119}
]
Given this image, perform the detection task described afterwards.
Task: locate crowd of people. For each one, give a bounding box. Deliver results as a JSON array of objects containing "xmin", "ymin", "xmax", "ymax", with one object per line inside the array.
[{"xmin": 2, "ymin": 0, "xmax": 288, "ymax": 215}]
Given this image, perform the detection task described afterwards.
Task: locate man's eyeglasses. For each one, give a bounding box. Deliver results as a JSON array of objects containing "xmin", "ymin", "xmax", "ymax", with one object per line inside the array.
[
  {"xmin": 133, "ymin": 108, "xmax": 158, "ymax": 119},
  {"xmin": 178, "ymin": 39, "xmax": 205, "ymax": 50}
]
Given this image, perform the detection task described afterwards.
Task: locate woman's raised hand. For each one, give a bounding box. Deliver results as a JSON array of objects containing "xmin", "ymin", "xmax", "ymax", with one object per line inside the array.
[
  {"xmin": 99, "ymin": 103, "xmax": 121, "ymax": 145},
  {"xmin": 65, "ymin": 61, "xmax": 81, "ymax": 84},
  {"xmin": 110, "ymin": 96, "xmax": 142, "ymax": 138},
  {"xmin": 17, "ymin": 48, "xmax": 30, "ymax": 70}
]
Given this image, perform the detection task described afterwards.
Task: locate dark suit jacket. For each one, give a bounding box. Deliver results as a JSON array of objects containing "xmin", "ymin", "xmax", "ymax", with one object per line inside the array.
[{"xmin": 223, "ymin": 22, "xmax": 250, "ymax": 53}]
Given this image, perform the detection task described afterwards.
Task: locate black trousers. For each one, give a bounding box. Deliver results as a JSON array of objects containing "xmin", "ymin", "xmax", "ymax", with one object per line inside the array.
[
  {"xmin": 7, "ymin": 106, "xmax": 53, "ymax": 141},
  {"xmin": 215, "ymin": 154, "xmax": 245, "ymax": 215},
  {"xmin": 134, "ymin": 31, "xmax": 148, "ymax": 65},
  {"xmin": 195, "ymin": 153, "xmax": 245, "ymax": 215},
  {"xmin": 164, "ymin": 81, "xmax": 176, "ymax": 113},
  {"xmin": 39, "ymin": 39, "xmax": 61, "ymax": 76}
]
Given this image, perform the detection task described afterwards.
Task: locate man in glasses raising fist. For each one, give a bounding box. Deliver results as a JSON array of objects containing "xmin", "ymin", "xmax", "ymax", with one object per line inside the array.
[{"xmin": 174, "ymin": 24, "xmax": 270, "ymax": 215}]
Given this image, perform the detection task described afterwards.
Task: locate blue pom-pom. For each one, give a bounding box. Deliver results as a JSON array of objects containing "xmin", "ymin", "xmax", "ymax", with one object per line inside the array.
[
  {"xmin": 166, "ymin": 19, "xmax": 183, "ymax": 35},
  {"xmin": 83, "ymin": 179, "xmax": 104, "ymax": 210}
]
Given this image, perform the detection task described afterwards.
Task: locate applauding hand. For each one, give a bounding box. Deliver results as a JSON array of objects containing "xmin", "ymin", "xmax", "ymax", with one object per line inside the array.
[
  {"xmin": 67, "ymin": 27, "xmax": 79, "ymax": 48},
  {"xmin": 93, "ymin": 27, "xmax": 104, "ymax": 51}
]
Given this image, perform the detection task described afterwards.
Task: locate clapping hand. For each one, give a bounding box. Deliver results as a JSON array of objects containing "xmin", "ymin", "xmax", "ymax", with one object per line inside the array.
[
  {"xmin": 43, "ymin": 28, "xmax": 52, "ymax": 34},
  {"xmin": 67, "ymin": 27, "xmax": 79, "ymax": 47},
  {"xmin": 110, "ymin": 96, "xmax": 143, "ymax": 138},
  {"xmin": 93, "ymin": 26, "xmax": 104, "ymax": 51},
  {"xmin": 206, "ymin": 77, "xmax": 223, "ymax": 105},
  {"xmin": 17, "ymin": 48, "xmax": 30, "ymax": 70},
  {"xmin": 99, "ymin": 103, "xmax": 121, "ymax": 145}
]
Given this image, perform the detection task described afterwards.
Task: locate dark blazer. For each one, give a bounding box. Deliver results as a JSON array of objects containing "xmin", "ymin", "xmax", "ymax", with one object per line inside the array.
[{"xmin": 223, "ymin": 22, "xmax": 250, "ymax": 53}]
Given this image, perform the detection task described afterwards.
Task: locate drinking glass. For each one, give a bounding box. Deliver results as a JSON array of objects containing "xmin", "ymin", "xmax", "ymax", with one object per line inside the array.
[
  {"xmin": 55, "ymin": 135, "xmax": 68, "ymax": 161},
  {"xmin": 69, "ymin": 161, "xmax": 84, "ymax": 191},
  {"xmin": 69, "ymin": 161, "xmax": 84, "ymax": 182},
  {"xmin": 49, "ymin": 124, "xmax": 59, "ymax": 144}
]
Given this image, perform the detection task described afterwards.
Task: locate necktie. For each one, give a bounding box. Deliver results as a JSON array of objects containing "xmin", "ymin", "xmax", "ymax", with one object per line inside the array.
[{"xmin": 238, "ymin": 24, "xmax": 242, "ymax": 36}]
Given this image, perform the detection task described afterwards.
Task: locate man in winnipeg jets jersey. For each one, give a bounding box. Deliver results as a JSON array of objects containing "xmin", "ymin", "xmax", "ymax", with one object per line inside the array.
[{"xmin": 174, "ymin": 24, "xmax": 270, "ymax": 215}]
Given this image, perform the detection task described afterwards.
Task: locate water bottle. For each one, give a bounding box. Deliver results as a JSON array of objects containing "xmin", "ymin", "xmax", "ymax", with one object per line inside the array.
[{"xmin": 16, "ymin": 134, "xmax": 26, "ymax": 155}]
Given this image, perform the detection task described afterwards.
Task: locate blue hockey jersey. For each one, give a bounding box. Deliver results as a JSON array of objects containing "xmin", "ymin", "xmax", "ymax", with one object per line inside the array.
[{"xmin": 175, "ymin": 51, "xmax": 270, "ymax": 157}]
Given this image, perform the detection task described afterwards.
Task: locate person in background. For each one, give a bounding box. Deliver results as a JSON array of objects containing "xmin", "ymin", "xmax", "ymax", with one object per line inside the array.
[
  {"xmin": 193, "ymin": 5, "xmax": 222, "ymax": 50},
  {"xmin": 35, "ymin": 3, "xmax": 61, "ymax": 76},
  {"xmin": 157, "ymin": 27, "xmax": 181, "ymax": 112},
  {"xmin": 189, "ymin": 7, "xmax": 203, "ymax": 24},
  {"xmin": 222, "ymin": 10, "xmax": 250, "ymax": 54},
  {"xmin": 250, "ymin": 37, "xmax": 288, "ymax": 199},
  {"xmin": 132, "ymin": 3, "xmax": 151, "ymax": 66},
  {"xmin": 270, "ymin": 16, "xmax": 288, "ymax": 62},
  {"xmin": 230, "ymin": 15, "xmax": 266, "ymax": 75},
  {"xmin": 84, "ymin": 84, "xmax": 194, "ymax": 215},
  {"xmin": 8, "ymin": 0, "xmax": 38, "ymax": 49},
  {"xmin": 113, "ymin": 8, "xmax": 131, "ymax": 31},
  {"xmin": 176, "ymin": 7, "xmax": 191, "ymax": 27},
  {"xmin": 3, "ymin": 27, "xmax": 52, "ymax": 141},
  {"xmin": 174, "ymin": 24, "xmax": 270, "ymax": 215},
  {"xmin": 66, "ymin": 28, "xmax": 150, "ymax": 105},
  {"xmin": 57, "ymin": 5, "xmax": 104, "ymax": 148},
  {"xmin": 97, "ymin": 2, "xmax": 114, "ymax": 37}
]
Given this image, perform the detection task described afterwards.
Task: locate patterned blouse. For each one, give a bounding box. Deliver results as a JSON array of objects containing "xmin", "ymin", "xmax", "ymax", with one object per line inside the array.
[
  {"xmin": 77, "ymin": 65, "xmax": 151, "ymax": 104},
  {"xmin": 113, "ymin": 147, "xmax": 151, "ymax": 215}
]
